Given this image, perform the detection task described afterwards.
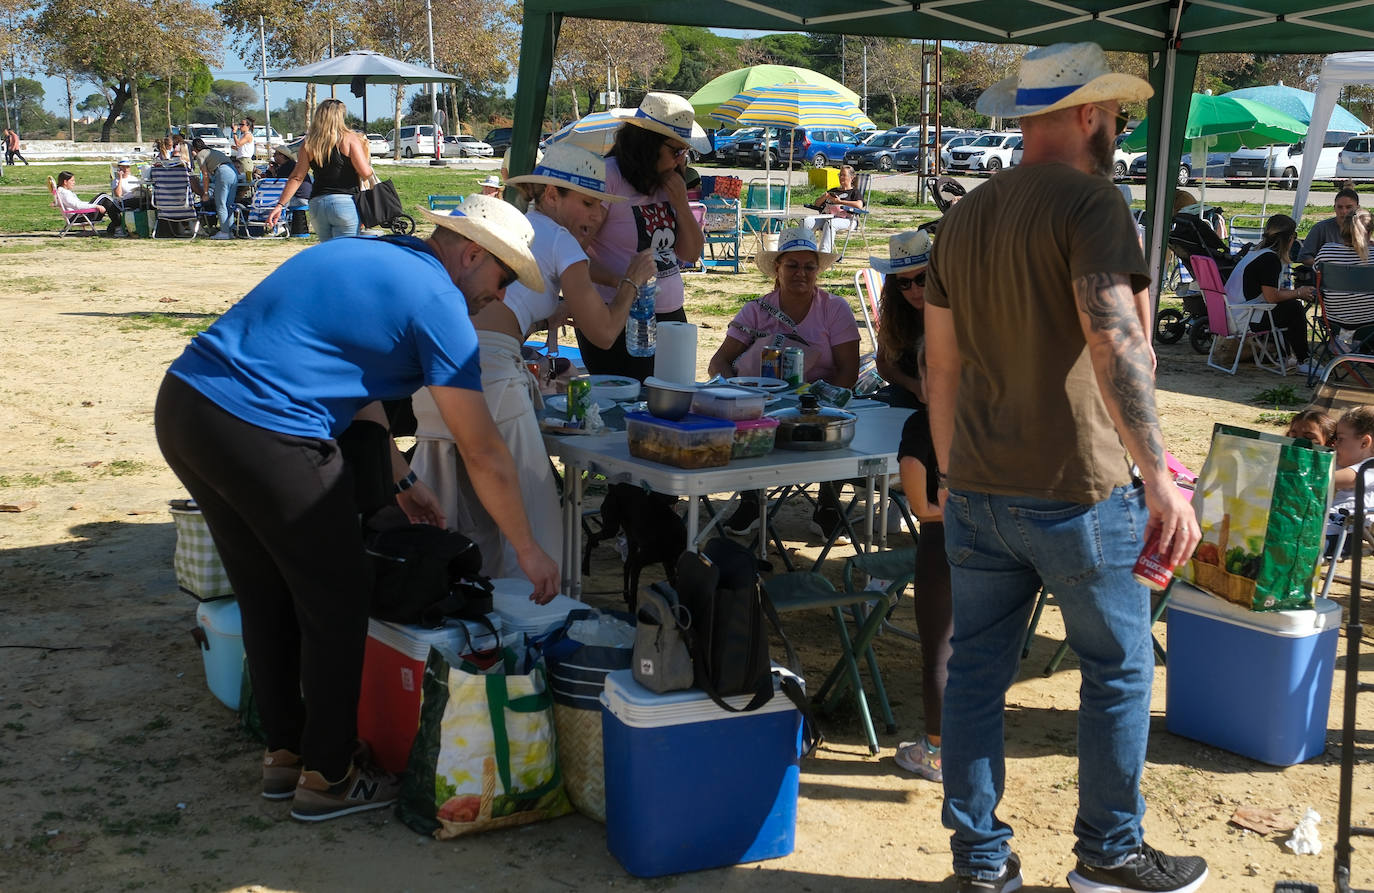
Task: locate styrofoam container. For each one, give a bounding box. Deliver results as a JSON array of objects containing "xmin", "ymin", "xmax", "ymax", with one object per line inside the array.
[
  {"xmin": 1166, "ymin": 582, "xmax": 1341, "ymax": 765},
  {"xmin": 194, "ymin": 599, "xmax": 244, "ymax": 710},
  {"xmin": 691, "ymin": 386, "xmax": 765, "ymax": 420},
  {"xmin": 492, "ymin": 579, "xmax": 582, "ymax": 639},
  {"xmin": 357, "ymin": 615, "xmax": 503, "ymax": 773},
  {"xmin": 600, "ymin": 669, "xmax": 802, "ymax": 876}
]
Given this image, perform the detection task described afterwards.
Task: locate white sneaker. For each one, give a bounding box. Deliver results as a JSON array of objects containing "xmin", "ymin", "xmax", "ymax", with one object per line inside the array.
[
  {"xmin": 210, "ymin": 231, "xmax": 234, "ymax": 240},
  {"xmin": 1296, "ymin": 360, "xmax": 1318, "ymax": 376}
]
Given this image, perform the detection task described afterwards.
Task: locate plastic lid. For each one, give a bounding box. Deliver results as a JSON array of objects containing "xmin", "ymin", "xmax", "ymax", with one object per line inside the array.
[
  {"xmin": 625, "ymin": 410, "xmax": 735, "ymax": 431},
  {"xmin": 736, "ymin": 416, "xmax": 780, "ymax": 431},
  {"xmin": 196, "ymin": 598, "xmax": 242, "ymax": 637},
  {"xmin": 600, "ymin": 667, "xmax": 803, "ymax": 728},
  {"xmin": 1168, "ymin": 581, "xmax": 1341, "ymax": 635},
  {"xmin": 697, "ymin": 386, "xmax": 759, "ymax": 402},
  {"xmin": 367, "ymin": 615, "xmax": 502, "ymax": 660},
  {"xmin": 492, "ymin": 583, "xmax": 582, "ymax": 634}
]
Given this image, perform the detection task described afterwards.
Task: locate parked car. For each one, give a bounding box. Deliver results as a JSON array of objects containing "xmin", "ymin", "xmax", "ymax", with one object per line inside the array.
[
  {"xmin": 732, "ymin": 127, "xmax": 780, "ymax": 167},
  {"xmin": 185, "ymin": 123, "xmax": 230, "ymax": 151},
  {"xmin": 1333, "ymin": 134, "xmax": 1374, "ymax": 181},
  {"xmin": 1226, "ymin": 131, "xmax": 1359, "ymax": 189},
  {"xmin": 386, "ymin": 124, "xmax": 438, "ymax": 158},
  {"xmin": 1009, "ymin": 136, "xmax": 1023, "ymax": 167},
  {"xmin": 444, "ymin": 134, "xmax": 494, "ymax": 158},
  {"xmin": 252, "ymin": 125, "xmax": 286, "ymax": 149},
  {"xmin": 365, "ymin": 133, "xmax": 391, "ymax": 156},
  {"xmin": 892, "ymin": 128, "xmax": 968, "ymax": 172},
  {"xmin": 483, "ymin": 127, "xmax": 513, "ymax": 154},
  {"xmin": 939, "ymin": 133, "xmax": 982, "ymax": 169},
  {"xmin": 714, "ymin": 127, "xmax": 765, "ymax": 165},
  {"xmin": 776, "ymin": 127, "xmax": 869, "ymax": 167},
  {"xmin": 1130, "ymin": 151, "xmax": 1230, "ymax": 184},
  {"xmin": 946, "ymin": 131, "xmax": 1021, "ymax": 173},
  {"xmin": 843, "ymin": 130, "xmax": 925, "ymax": 171},
  {"xmin": 1113, "ymin": 132, "xmax": 1144, "ymax": 180}
]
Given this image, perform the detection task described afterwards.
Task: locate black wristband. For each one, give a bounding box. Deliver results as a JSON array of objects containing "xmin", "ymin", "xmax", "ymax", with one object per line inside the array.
[
  {"xmin": 393, "ymin": 470, "xmax": 418, "ymax": 494},
  {"xmin": 936, "ymin": 471, "xmax": 949, "ymax": 490}
]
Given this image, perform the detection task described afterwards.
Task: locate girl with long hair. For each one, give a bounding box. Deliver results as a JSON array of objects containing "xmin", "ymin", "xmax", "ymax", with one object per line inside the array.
[{"xmin": 267, "ymin": 98, "xmax": 373, "ymax": 240}]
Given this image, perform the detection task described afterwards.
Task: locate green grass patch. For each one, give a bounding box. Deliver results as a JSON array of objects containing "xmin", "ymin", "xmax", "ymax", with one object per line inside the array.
[
  {"xmin": 117, "ymin": 312, "xmax": 220, "ymax": 338},
  {"xmin": 1256, "ymin": 410, "xmax": 1297, "ymax": 426},
  {"xmin": 101, "ymin": 459, "xmax": 150, "ymax": 477},
  {"xmin": 1251, "ymin": 384, "xmax": 1305, "ymax": 407}
]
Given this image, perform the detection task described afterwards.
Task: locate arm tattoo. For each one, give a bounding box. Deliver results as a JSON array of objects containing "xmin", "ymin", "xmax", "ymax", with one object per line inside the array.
[{"xmin": 1074, "ymin": 271, "xmax": 1166, "ymax": 468}]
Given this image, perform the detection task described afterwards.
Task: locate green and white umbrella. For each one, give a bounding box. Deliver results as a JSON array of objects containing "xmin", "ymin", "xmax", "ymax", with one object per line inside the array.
[{"xmin": 688, "ymin": 64, "xmax": 861, "ymax": 129}]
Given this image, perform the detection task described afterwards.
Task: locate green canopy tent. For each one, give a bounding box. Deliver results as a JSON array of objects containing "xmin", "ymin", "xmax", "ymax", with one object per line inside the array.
[{"xmin": 510, "ymin": 2, "xmax": 1374, "ymax": 303}]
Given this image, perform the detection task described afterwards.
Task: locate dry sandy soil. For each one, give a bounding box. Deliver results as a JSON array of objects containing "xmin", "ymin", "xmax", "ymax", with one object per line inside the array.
[{"xmin": 2, "ymin": 223, "xmax": 1372, "ymax": 893}]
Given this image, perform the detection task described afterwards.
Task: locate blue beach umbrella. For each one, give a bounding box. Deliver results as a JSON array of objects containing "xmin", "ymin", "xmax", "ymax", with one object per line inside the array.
[{"xmin": 1221, "ymin": 84, "xmax": 1368, "ymax": 133}]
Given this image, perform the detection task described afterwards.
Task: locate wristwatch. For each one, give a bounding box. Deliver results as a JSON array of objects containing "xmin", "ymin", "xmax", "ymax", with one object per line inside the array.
[{"xmin": 393, "ymin": 470, "xmax": 418, "ymax": 494}]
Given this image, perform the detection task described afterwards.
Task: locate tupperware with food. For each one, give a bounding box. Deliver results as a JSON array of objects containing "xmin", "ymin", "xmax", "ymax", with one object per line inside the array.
[
  {"xmin": 691, "ymin": 386, "xmax": 766, "ymax": 421},
  {"xmin": 626, "ymin": 411, "xmax": 735, "ymax": 468},
  {"xmin": 732, "ymin": 416, "xmax": 780, "ymax": 458},
  {"xmin": 769, "ymin": 393, "xmax": 856, "ymax": 450}
]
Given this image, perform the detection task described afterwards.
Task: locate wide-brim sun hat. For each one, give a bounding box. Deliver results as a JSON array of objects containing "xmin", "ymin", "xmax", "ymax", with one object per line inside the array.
[
  {"xmin": 505, "ymin": 143, "xmax": 625, "ymax": 202},
  {"xmin": 977, "ymin": 41, "xmax": 1153, "ymax": 118},
  {"xmin": 622, "ymin": 92, "xmax": 711, "ymax": 154},
  {"xmin": 756, "ymin": 226, "xmax": 839, "ymax": 278},
  {"xmin": 274, "ymin": 145, "xmax": 296, "ymax": 162},
  {"xmin": 870, "ymin": 230, "xmax": 932, "ymax": 276},
  {"xmin": 478, "ymin": 174, "xmax": 502, "ymax": 189},
  {"xmin": 417, "ymin": 194, "xmax": 544, "ymax": 292}
]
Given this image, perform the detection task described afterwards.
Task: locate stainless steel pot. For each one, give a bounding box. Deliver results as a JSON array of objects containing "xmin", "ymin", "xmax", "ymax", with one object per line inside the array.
[{"xmin": 769, "ymin": 394, "xmax": 856, "ymax": 450}]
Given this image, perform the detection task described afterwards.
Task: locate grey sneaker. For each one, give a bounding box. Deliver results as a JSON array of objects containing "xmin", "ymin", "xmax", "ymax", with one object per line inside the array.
[
  {"xmin": 290, "ymin": 762, "xmax": 399, "ymax": 822},
  {"xmin": 894, "ymin": 735, "xmax": 942, "ymax": 782},
  {"xmin": 957, "ymin": 852, "xmax": 1022, "ymax": 892},
  {"xmin": 261, "ymin": 748, "xmax": 301, "ymax": 800},
  {"xmin": 1067, "ymin": 843, "xmax": 1208, "ymax": 893}
]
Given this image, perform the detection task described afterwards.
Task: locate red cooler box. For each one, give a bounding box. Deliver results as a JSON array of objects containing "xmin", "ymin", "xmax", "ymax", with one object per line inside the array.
[{"xmin": 357, "ymin": 616, "xmax": 501, "ymax": 772}]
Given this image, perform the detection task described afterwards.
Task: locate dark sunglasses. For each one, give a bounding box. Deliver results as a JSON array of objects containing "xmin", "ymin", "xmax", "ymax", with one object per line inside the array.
[
  {"xmin": 1095, "ymin": 104, "xmax": 1130, "ymax": 135},
  {"xmin": 895, "ymin": 272, "xmax": 926, "ymax": 289},
  {"xmin": 492, "ymin": 255, "xmax": 518, "ymax": 290}
]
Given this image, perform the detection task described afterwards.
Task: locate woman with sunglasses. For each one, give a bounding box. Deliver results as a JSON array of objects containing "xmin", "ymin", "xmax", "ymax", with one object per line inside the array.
[
  {"xmin": 581, "ymin": 92, "xmax": 707, "ymax": 380},
  {"xmin": 874, "ymin": 231, "xmax": 933, "ymax": 409}
]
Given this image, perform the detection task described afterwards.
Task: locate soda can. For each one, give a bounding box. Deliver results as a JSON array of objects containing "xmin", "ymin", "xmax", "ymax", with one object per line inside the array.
[
  {"xmin": 782, "ymin": 347, "xmax": 805, "ymax": 388},
  {"xmin": 760, "ymin": 347, "xmax": 782, "ymax": 380},
  {"xmin": 567, "ymin": 376, "xmax": 592, "ymax": 427},
  {"xmin": 1132, "ymin": 526, "xmax": 1174, "ymax": 590}
]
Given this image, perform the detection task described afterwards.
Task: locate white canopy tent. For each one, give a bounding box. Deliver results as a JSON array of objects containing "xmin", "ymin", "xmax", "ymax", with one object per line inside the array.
[{"xmin": 1293, "ymin": 52, "xmax": 1374, "ymax": 216}]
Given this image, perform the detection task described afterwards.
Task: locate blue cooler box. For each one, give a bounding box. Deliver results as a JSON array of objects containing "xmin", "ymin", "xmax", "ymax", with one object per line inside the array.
[
  {"xmin": 600, "ymin": 669, "xmax": 802, "ymax": 876},
  {"xmin": 1166, "ymin": 582, "xmax": 1340, "ymax": 765}
]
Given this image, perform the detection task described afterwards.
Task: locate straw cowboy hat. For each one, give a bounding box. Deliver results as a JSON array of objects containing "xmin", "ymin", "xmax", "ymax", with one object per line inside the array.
[
  {"xmin": 505, "ymin": 143, "xmax": 625, "ymax": 201},
  {"xmin": 417, "ymin": 194, "xmax": 544, "ymax": 291},
  {"xmin": 273, "ymin": 145, "xmax": 296, "ymax": 162},
  {"xmin": 478, "ymin": 174, "xmax": 502, "ymax": 190},
  {"xmin": 623, "ymin": 92, "xmax": 711, "ymax": 154},
  {"xmin": 756, "ymin": 226, "xmax": 839, "ymax": 278},
  {"xmin": 977, "ymin": 42, "xmax": 1152, "ymax": 118},
  {"xmin": 869, "ymin": 231, "xmax": 932, "ymax": 276}
]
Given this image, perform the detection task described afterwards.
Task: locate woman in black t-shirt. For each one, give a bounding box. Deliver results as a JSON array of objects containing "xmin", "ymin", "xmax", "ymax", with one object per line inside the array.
[{"xmin": 1226, "ymin": 213, "xmax": 1317, "ymax": 374}]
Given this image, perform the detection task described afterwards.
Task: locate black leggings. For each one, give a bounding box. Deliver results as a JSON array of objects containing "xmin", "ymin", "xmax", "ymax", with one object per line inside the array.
[
  {"xmin": 1257, "ymin": 298, "xmax": 1309, "ymax": 362},
  {"xmin": 575, "ymin": 306, "xmax": 688, "ymax": 381},
  {"xmin": 915, "ymin": 520, "xmax": 953, "ymax": 736},
  {"xmin": 155, "ymin": 375, "xmax": 369, "ymax": 779}
]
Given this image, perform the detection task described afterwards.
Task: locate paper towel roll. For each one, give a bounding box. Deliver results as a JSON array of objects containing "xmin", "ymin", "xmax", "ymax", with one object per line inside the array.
[{"xmin": 654, "ymin": 321, "xmax": 698, "ymax": 384}]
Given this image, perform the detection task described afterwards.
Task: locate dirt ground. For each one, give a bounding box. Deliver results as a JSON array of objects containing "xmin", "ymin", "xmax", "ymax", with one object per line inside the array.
[{"xmin": 2, "ymin": 228, "xmax": 1372, "ymax": 893}]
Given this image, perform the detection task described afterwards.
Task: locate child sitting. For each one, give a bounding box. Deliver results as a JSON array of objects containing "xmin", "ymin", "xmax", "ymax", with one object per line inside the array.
[
  {"xmin": 1287, "ymin": 409, "xmax": 1335, "ymax": 446},
  {"xmin": 1325, "ymin": 406, "xmax": 1374, "ymax": 558}
]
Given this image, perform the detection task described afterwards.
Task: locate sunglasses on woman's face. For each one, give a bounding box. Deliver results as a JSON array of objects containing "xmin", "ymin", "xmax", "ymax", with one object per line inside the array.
[{"xmin": 895, "ymin": 272, "xmax": 926, "ymax": 289}]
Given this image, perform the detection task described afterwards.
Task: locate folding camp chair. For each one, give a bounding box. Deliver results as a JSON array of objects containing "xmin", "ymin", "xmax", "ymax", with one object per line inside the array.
[
  {"xmin": 742, "ymin": 177, "xmax": 789, "ymax": 256},
  {"xmin": 1193, "ymin": 254, "xmax": 1287, "ymax": 375},
  {"xmin": 680, "ymin": 201, "xmax": 707, "ymax": 274},
  {"xmin": 1228, "ymin": 213, "xmax": 1265, "ymax": 255},
  {"xmin": 701, "ymin": 194, "xmax": 743, "ymax": 274},
  {"xmin": 1307, "ymin": 261, "xmax": 1374, "ymax": 387},
  {"xmin": 239, "ymin": 178, "xmax": 292, "ymax": 238},
  {"xmin": 854, "ymin": 267, "xmax": 882, "ymax": 359},
  {"xmin": 46, "ymin": 176, "xmax": 101, "ymax": 236},
  {"xmin": 837, "ymin": 171, "xmax": 872, "ymax": 261},
  {"xmin": 147, "ymin": 163, "xmax": 202, "ymax": 239},
  {"xmin": 427, "ymin": 194, "xmax": 464, "ymax": 210}
]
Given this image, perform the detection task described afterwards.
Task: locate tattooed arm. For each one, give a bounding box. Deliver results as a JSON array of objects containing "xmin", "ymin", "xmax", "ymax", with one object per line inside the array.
[{"xmin": 1074, "ymin": 271, "xmax": 1198, "ymax": 566}]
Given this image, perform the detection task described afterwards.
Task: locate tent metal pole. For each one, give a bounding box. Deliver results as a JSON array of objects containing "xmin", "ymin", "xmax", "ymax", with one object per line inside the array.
[
  {"xmin": 510, "ymin": 12, "xmax": 562, "ymax": 185},
  {"xmin": 1146, "ymin": 47, "xmax": 1178, "ymax": 310}
]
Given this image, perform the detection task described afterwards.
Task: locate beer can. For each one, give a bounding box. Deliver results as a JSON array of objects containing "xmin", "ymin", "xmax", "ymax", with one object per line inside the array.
[
  {"xmin": 567, "ymin": 376, "xmax": 592, "ymax": 426},
  {"xmin": 1132, "ymin": 527, "xmax": 1174, "ymax": 590},
  {"xmin": 760, "ymin": 347, "xmax": 782, "ymax": 380},
  {"xmin": 782, "ymin": 347, "xmax": 805, "ymax": 388}
]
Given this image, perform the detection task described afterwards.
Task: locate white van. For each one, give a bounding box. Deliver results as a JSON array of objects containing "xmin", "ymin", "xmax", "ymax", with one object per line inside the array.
[
  {"xmin": 385, "ymin": 124, "xmax": 437, "ymax": 158},
  {"xmin": 1224, "ymin": 130, "xmax": 1363, "ymax": 189}
]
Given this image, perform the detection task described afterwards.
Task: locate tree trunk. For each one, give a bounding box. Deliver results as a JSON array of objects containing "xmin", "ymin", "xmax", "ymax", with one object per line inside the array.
[
  {"xmin": 305, "ymin": 83, "xmax": 315, "ymax": 133},
  {"xmin": 102, "ymin": 84, "xmax": 132, "ymax": 142},
  {"xmin": 66, "ymin": 75, "xmax": 76, "ymax": 142},
  {"xmin": 166, "ymin": 79, "xmax": 172, "ymax": 135},
  {"xmin": 132, "ymin": 81, "xmax": 142, "ymax": 143},
  {"xmin": 568, "ymin": 86, "xmax": 580, "ymax": 120},
  {"xmin": 392, "ymin": 86, "xmax": 403, "ymax": 160},
  {"xmin": 0, "ymin": 66, "xmax": 10, "ymax": 131},
  {"xmin": 889, "ymin": 92, "xmax": 898, "ymax": 126}
]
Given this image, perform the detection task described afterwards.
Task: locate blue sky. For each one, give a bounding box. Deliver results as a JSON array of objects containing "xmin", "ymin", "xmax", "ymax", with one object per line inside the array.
[{"xmin": 28, "ymin": 27, "xmax": 771, "ymax": 133}]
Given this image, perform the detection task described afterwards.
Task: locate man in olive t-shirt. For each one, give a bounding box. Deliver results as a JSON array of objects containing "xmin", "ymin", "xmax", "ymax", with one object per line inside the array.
[{"xmin": 923, "ymin": 43, "xmax": 1206, "ymax": 893}]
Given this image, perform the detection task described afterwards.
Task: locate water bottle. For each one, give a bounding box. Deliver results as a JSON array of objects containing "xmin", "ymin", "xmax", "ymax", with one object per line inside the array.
[{"xmin": 626, "ymin": 277, "xmax": 658, "ymax": 358}]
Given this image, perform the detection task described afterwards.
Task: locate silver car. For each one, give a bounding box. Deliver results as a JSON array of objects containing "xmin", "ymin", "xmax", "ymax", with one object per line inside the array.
[{"xmin": 443, "ymin": 135, "xmax": 495, "ymax": 158}]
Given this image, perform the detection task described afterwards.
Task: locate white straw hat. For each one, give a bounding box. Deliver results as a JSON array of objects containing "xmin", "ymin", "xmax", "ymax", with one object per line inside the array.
[
  {"xmin": 505, "ymin": 143, "xmax": 625, "ymax": 201},
  {"xmin": 869, "ymin": 231, "xmax": 932, "ymax": 275},
  {"xmin": 977, "ymin": 42, "xmax": 1152, "ymax": 118},
  {"xmin": 417, "ymin": 194, "xmax": 544, "ymax": 291},
  {"xmin": 755, "ymin": 226, "xmax": 839, "ymax": 278},
  {"xmin": 478, "ymin": 174, "xmax": 502, "ymax": 189},
  {"xmin": 623, "ymin": 92, "xmax": 711, "ymax": 153}
]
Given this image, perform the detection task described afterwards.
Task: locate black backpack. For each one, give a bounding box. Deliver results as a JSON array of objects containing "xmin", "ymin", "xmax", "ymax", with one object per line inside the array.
[{"xmin": 364, "ymin": 506, "xmax": 494, "ymax": 629}]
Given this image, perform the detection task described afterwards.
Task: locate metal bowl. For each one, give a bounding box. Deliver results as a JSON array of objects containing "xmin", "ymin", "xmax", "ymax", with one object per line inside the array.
[
  {"xmin": 769, "ymin": 394, "xmax": 857, "ymax": 450},
  {"xmin": 643, "ymin": 377, "xmax": 695, "ymax": 420}
]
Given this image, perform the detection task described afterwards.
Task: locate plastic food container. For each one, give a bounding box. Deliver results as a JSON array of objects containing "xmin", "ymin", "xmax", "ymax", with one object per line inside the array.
[
  {"xmin": 626, "ymin": 411, "xmax": 735, "ymax": 468},
  {"xmin": 691, "ymin": 386, "xmax": 765, "ymax": 420},
  {"xmin": 732, "ymin": 416, "xmax": 780, "ymax": 458}
]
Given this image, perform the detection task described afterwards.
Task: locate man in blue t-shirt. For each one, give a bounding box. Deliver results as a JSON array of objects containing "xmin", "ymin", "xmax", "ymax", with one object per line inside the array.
[{"xmin": 155, "ymin": 195, "xmax": 555, "ymax": 824}]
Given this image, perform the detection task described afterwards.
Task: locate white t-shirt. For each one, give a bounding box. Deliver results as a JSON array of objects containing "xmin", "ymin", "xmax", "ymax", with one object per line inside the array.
[
  {"xmin": 502, "ymin": 208, "xmax": 588, "ymax": 337},
  {"xmin": 237, "ymin": 134, "xmax": 256, "ymax": 160}
]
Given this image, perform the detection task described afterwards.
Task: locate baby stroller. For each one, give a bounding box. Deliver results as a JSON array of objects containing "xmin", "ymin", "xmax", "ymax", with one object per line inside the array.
[{"xmin": 1155, "ymin": 211, "xmax": 1246, "ymax": 353}]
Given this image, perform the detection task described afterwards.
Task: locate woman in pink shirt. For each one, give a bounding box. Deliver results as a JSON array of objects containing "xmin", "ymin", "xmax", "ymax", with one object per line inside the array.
[{"xmin": 709, "ymin": 227, "xmax": 860, "ymax": 541}]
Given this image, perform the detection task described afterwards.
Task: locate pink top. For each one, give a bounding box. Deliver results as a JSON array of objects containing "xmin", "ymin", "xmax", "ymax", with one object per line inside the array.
[
  {"xmin": 588, "ymin": 156, "xmax": 684, "ymax": 314},
  {"xmin": 725, "ymin": 288, "xmax": 860, "ymax": 382}
]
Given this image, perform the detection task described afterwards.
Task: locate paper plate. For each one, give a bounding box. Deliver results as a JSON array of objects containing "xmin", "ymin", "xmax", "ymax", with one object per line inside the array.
[
  {"xmin": 727, "ymin": 376, "xmax": 789, "ymax": 393},
  {"xmin": 546, "ymin": 394, "xmax": 617, "ymax": 414},
  {"xmin": 587, "ymin": 374, "xmax": 641, "ymax": 400}
]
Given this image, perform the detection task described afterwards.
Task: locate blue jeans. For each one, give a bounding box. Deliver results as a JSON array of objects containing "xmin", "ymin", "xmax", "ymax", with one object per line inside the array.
[
  {"xmin": 309, "ymin": 194, "xmax": 359, "ymax": 241},
  {"xmin": 210, "ymin": 164, "xmax": 238, "ymax": 233},
  {"xmin": 940, "ymin": 484, "xmax": 1153, "ymax": 879}
]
